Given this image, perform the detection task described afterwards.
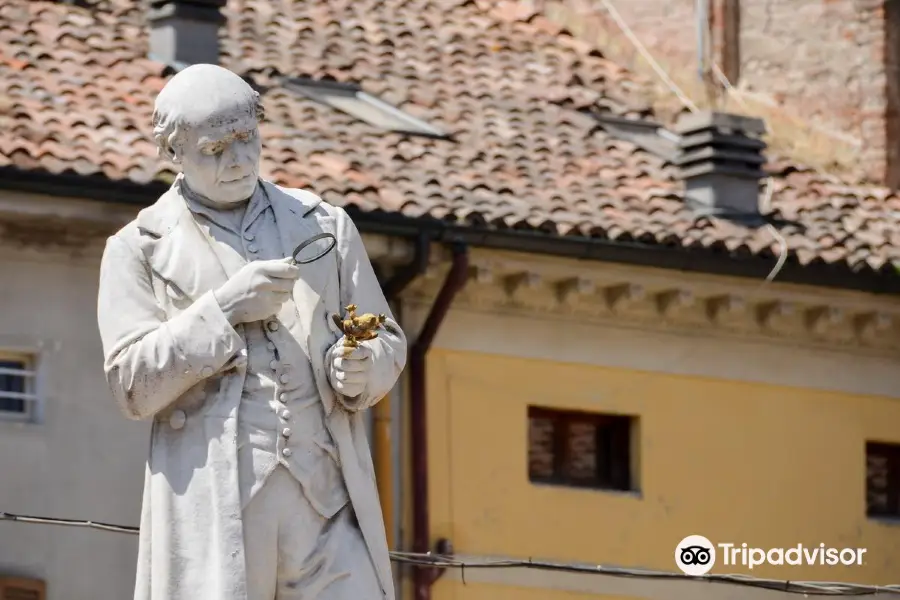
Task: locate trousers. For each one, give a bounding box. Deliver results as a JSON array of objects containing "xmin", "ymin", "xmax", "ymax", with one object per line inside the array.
[{"xmin": 242, "ymin": 466, "xmax": 382, "ymax": 600}]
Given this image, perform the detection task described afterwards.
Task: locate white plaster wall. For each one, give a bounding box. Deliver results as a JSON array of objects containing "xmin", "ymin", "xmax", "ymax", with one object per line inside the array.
[
  {"xmin": 0, "ymin": 246, "xmax": 148, "ymax": 599},
  {"xmin": 0, "ymin": 225, "xmax": 389, "ymax": 599}
]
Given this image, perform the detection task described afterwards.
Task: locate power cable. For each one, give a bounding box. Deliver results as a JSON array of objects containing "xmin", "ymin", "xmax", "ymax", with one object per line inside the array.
[
  {"xmin": 597, "ymin": 0, "xmax": 788, "ymax": 283},
  {"xmin": 2, "ymin": 511, "xmax": 899, "ymax": 596}
]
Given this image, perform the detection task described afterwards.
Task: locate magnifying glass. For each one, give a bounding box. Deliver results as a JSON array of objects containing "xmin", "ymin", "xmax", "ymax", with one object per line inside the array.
[{"xmin": 290, "ymin": 232, "xmax": 337, "ymax": 265}]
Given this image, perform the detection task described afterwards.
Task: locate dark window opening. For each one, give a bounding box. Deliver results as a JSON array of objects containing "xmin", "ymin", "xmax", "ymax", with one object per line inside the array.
[
  {"xmin": 0, "ymin": 358, "xmax": 34, "ymax": 419},
  {"xmin": 866, "ymin": 441, "xmax": 900, "ymax": 518},
  {"xmin": 528, "ymin": 406, "xmax": 635, "ymax": 491}
]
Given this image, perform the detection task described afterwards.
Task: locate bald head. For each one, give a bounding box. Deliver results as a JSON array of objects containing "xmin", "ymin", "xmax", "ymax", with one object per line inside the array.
[
  {"xmin": 152, "ymin": 64, "xmax": 265, "ymax": 205},
  {"xmin": 152, "ymin": 64, "xmax": 264, "ymax": 162}
]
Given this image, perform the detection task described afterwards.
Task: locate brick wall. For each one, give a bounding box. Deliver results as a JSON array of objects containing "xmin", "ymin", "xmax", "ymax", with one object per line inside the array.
[{"xmin": 536, "ymin": 0, "xmax": 895, "ymax": 186}]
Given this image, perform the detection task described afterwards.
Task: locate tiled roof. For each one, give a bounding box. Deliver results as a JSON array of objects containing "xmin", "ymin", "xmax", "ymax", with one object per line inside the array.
[{"xmin": 1, "ymin": 0, "xmax": 899, "ymax": 276}]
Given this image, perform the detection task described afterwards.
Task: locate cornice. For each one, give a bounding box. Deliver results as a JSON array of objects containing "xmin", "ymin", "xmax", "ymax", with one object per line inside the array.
[
  {"xmin": 1, "ymin": 195, "xmax": 897, "ymax": 358},
  {"xmin": 396, "ymin": 246, "xmax": 900, "ymax": 356}
]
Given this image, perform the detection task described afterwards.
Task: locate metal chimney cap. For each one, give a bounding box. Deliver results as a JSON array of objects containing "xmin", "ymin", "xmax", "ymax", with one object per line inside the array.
[
  {"xmin": 148, "ymin": 1, "xmax": 226, "ymax": 23},
  {"xmin": 148, "ymin": 0, "xmax": 226, "ymax": 67},
  {"xmin": 150, "ymin": 0, "xmax": 227, "ymax": 8},
  {"xmin": 673, "ymin": 111, "xmax": 769, "ymax": 221},
  {"xmin": 675, "ymin": 110, "xmax": 767, "ymax": 138}
]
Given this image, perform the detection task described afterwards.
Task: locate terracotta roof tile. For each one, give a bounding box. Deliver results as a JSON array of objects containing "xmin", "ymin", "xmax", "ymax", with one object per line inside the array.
[{"xmin": 1, "ymin": 0, "xmax": 899, "ymax": 276}]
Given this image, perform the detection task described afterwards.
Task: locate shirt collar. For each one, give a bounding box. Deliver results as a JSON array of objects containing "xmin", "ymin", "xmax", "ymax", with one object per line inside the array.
[{"xmin": 178, "ymin": 174, "xmax": 270, "ymax": 232}]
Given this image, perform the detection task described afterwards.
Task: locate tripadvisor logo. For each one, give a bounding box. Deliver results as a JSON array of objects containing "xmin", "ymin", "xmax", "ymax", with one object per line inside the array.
[
  {"xmin": 675, "ymin": 535, "xmax": 716, "ymax": 575},
  {"xmin": 675, "ymin": 535, "xmax": 867, "ymax": 575}
]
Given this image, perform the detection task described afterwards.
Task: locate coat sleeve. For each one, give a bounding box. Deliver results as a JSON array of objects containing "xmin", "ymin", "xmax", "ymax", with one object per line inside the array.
[
  {"xmin": 329, "ymin": 207, "xmax": 407, "ymax": 412},
  {"xmin": 97, "ymin": 233, "xmax": 245, "ymax": 420}
]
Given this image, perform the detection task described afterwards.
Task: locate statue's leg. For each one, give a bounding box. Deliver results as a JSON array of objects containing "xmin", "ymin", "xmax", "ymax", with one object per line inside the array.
[
  {"xmin": 243, "ymin": 469, "xmax": 280, "ymax": 600},
  {"xmin": 275, "ymin": 484, "xmax": 381, "ymax": 599},
  {"xmin": 305, "ymin": 510, "xmax": 382, "ymax": 600}
]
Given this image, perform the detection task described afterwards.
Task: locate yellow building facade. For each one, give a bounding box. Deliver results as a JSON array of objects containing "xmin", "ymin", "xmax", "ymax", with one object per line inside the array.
[{"xmin": 372, "ymin": 246, "xmax": 900, "ymax": 600}]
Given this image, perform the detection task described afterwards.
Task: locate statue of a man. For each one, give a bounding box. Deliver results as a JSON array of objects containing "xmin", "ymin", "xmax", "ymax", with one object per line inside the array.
[{"xmin": 96, "ymin": 64, "xmax": 406, "ymax": 600}]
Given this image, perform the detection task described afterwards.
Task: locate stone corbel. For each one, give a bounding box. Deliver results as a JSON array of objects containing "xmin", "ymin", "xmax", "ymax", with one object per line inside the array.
[
  {"xmin": 757, "ymin": 301, "xmax": 795, "ymax": 332},
  {"xmin": 420, "ymin": 263, "xmax": 444, "ymax": 282},
  {"xmin": 361, "ymin": 233, "xmax": 413, "ymax": 266},
  {"xmin": 656, "ymin": 289, "xmax": 695, "ymax": 318},
  {"xmin": 706, "ymin": 294, "xmax": 747, "ymax": 324},
  {"xmin": 855, "ymin": 311, "xmax": 893, "ymax": 344},
  {"xmin": 468, "ymin": 265, "xmax": 495, "ymax": 286},
  {"xmin": 805, "ymin": 306, "xmax": 845, "ymax": 337},
  {"xmin": 604, "ymin": 283, "xmax": 646, "ymax": 313},
  {"xmin": 504, "ymin": 272, "xmax": 542, "ymax": 303},
  {"xmin": 556, "ymin": 277, "xmax": 597, "ymax": 308}
]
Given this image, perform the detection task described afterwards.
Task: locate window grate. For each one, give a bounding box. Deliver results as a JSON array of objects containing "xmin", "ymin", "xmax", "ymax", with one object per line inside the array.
[{"xmin": 0, "ymin": 355, "xmax": 38, "ymax": 422}]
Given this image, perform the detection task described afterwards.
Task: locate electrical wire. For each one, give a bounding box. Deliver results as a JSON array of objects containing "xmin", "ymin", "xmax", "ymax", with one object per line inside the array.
[
  {"xmin": 0, "ymin": 511, "xmax": 138, "ymax": 535},
  {"xmin": 596, "ymin": 0, "xmax": 700, "ymax": 113},
  {"xmin": 598, "ymin": 0, "xmax": 789, "ymax": 283},
  {"xmin": 1, "ymin": 511, "xmax": 899, "ymax": 596},
  {"xmin": 710, "ymin": 63, "xmax": 787, "ymax": 283}
]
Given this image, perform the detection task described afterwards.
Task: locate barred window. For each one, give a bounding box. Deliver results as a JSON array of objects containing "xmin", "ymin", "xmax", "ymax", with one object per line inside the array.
[
  {"xmin": 0, "ymin": 353, "xmax": 38, "ymax": 422},
  {"xmin": 866, "ymin": 441, "xmax": 900, "ymax": 518},
  {"xmin": 528, "ymin": 406, "xmax": 635, "ymax": 491}
]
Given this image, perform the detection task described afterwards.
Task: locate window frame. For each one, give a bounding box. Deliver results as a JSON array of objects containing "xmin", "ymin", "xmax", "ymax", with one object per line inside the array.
[
  {"xmin": 527, "ymin": 405, "xmax": 634, "ymax": 492},
  {"xmin": 0, "ymin": 350, "xmax": 40, "ymax": 424},
  {"xmin": 866, "ymin": 440, "xmax": 900, "ymax": 519}
]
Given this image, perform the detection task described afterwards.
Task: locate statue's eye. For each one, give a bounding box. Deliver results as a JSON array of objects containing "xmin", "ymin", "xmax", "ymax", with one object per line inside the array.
[{"xmin": 201, "ymin": 143, "xmax": 224, "ymax": 156}]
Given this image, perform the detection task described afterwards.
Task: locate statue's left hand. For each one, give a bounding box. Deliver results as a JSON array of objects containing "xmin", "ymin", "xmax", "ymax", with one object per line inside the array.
[{"xmin": 326, "ymin": 339, "xmax": 372, "ymax": 398}]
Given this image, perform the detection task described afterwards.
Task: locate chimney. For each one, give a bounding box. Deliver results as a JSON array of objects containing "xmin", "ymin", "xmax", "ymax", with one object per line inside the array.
[
  {"xmin": 148, "ymin": 0, "xmax": 227, "ymax": 67},
  {"xmin": 674, "ymin": 111, "xmax": 768, "ymax": 219}
]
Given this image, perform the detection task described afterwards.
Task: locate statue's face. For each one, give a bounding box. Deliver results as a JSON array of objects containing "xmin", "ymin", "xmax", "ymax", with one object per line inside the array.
[{"xmin": 179, "ymin": 109, "xmax": 262, "ymax": 205}]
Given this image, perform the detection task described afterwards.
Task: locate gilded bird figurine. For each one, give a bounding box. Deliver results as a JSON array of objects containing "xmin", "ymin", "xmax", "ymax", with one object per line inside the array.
[{"xmin": 331, "ymin": 304, "xmax": 387, "ymax": 353}]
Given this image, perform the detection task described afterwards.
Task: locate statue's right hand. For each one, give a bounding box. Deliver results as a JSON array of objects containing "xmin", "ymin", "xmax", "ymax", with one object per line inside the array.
[{"xmin": 213, "ymin": 258, "xmax": 301, "ymax": 325}]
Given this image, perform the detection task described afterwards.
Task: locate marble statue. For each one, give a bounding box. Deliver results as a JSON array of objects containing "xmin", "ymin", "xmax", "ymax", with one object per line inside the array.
[{"xmin": 96, "ymin": 64, "xmax": 406, "ymax": 600}]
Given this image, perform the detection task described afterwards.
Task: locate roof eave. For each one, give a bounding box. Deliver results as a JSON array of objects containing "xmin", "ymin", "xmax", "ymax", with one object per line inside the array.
[
  {"xmin": 0, "ymin": 167, "xmax": 896, "ymax": 296},
  {"xmin": 354, "ymin": 210, "xmax": 900, "ymax": 296}
]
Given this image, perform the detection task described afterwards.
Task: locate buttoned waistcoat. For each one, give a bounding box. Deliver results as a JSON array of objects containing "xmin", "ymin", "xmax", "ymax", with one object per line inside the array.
[
  {"xmin": 96, "ymin": 177, "xmax": 407, "ymax": 600},
  {"xmin": 181, "ymin": 183, "xmax": 348, "ymax": 515}
]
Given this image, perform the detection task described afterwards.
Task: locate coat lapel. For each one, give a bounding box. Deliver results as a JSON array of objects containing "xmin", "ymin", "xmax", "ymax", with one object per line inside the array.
[
  {"xmin": 135, "ymin": 183, "xmax": 230, "ymax": 302},
  {"xmin": 265, "ymin": 181, "xmax": 338, "ymax": 336}
]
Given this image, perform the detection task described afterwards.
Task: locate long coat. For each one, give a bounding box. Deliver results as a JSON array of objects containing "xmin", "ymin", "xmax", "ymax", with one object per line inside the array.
[{"xmin": 96, "ymin": 179, "xmax": 406, "ymax": 600}]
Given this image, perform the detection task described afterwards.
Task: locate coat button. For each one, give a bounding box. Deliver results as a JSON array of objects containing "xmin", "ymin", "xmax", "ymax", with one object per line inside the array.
[
  {"xmin": 200, "ymin": 366, "xmax": 213, "ymax": 377},
  {"xmin": 282, "ymin": 448, "xmax": 293, "ymax": 458},
  {"xmin": 244, "ymin": 233, "xmax": 255, "ymax": 241},
  {"xmin": 282, "ymin": 427, "xmax": 292, "ymax": 438},
  {"xmin": 280, "ymin": 409, "xmax": 291, "ymax": 420},
  {"xmin": 279, "ymin": 373, "xmax": 289, "ymax": 384},
  {"xmin": 169, "ymin": 410, "xmax": 186, "ymax": 430},
  {"xmin": 270, "ymin": 360, "xmax": 279, "ymax": 370},
  {"xmin": 267, "ymin": 321, "xmax": 279, "ymax": 332}
]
